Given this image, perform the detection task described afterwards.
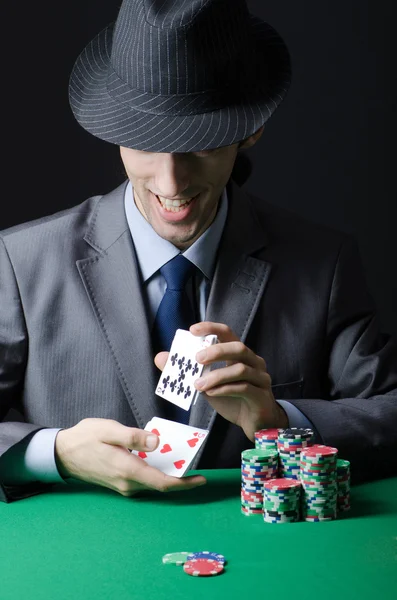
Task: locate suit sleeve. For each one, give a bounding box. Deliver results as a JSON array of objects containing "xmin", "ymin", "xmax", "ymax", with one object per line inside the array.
[
  {"xmin": 289, "ymin": 235, "xmax": 397, "ymax": 482},
  {"xmin": 0, "ymin": 236, "xmax": 54, "ymax": 502}
]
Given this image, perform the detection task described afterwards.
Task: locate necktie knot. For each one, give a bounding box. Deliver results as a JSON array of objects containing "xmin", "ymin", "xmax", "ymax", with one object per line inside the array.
[{"xmin": 160, "ymin": 254, "xmax": 197, "ymax": 291}]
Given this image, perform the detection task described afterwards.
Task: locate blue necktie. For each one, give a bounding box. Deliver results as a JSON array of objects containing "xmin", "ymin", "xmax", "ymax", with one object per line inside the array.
[{"xmin": 152, "ymin": 254, "xmax": 198, "ymax": 423}]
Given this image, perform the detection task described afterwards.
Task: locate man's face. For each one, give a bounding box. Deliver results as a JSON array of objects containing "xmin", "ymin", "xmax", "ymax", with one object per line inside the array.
[{"xmin": 120, "ymin": 143, "xmax": 240, "ymax": 250}]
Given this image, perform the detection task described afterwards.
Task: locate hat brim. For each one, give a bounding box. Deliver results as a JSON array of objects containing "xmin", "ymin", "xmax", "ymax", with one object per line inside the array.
[{"xmin": 69, "ymin": 16, "xmax": 291, "ymax": 153}]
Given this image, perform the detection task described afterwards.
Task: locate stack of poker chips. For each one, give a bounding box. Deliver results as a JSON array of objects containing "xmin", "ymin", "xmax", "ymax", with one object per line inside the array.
[
  {"xmin": 277, "ymin": 428, "xmax": 314, "ymax": 479},
  {"xmin": 241, "ymin": 449, "xmax": 279, "ymax": 516},
  {"xmin": 336, "ymin": 459, "xmax": 351, "ymax": 512},
  {"xmin": 254, "ymin": 428, "xmax": 280, "ymax": 452},
  {"xmin": 263, "ymin": 478, "xmax": 302, "ymax": 523},
  {"xmin": 300, "ymin": 444, "xmax": 338, "ymax": 522}
]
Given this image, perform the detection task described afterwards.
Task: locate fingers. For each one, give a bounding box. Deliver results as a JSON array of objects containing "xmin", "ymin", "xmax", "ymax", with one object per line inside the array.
[
  {"xmin": 131, "ymin": 461, "xmax": 207, "ymax": 493},
  {"xmin": 191, "ymin": 323, "xmax": 268, "ymax": 372},
  {"xmin": 100, "ymin": 420, "xmax": 160, "ymax": 452},
  {"xmin": 195, "ymin": 362, "xmax": 271, "ymax": 393},
  {"xmin": 195, "ymin": 339, "xmax": 267, "ymax": 371},
  {"xmin": 190, "ymin": 322, "xmax": 240, "ymax": 343},
  {"xmin": 57, "ymin": 419, "xmax": 207, "ymax": 498},
  {"xmin": 98, "ymin": 421, "xmax": 207, "ymax": 493}
]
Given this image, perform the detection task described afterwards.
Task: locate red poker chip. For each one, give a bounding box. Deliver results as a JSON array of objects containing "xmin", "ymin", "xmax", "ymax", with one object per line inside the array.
[
  {"xmin": 241, "ymin": 507, "xmax": 263, "ymax": 514},
  {"xmin": 255, "ymin": 428, "xmax": 280, "ymax": 440},
  {"xmin": 183, "ymin": 558, "xmax": 224, "ymax": 577},
  {"xmin": 241, "ymin": 493, "xmax": 263, "ymax": 501},
  {"xmin": 264, "ymin": 478, "xmax": 302, "ymax": 490},
  {"xmin": 301, "ymin": 445, "xmax": 338, "ymax": 458}
]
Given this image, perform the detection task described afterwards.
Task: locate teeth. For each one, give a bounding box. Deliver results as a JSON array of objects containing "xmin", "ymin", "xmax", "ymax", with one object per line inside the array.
[{"xmin": 157, "ymin": 195, "xmax": 194, "ymax": 211}]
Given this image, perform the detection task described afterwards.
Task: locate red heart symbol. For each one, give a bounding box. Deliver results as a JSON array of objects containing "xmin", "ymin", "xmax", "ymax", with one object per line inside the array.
[
  {"xmin": 174, "ymin": 460, "xmax": 186, "ymax": 470},
  {"xmin": 187, "ymin": 438, "xmax": 199, "ymax": 447},
  {"xmin": 138, "ymin": 451, "xmax": 147, "ymax": 459},
  {"xmin": 151, "ymin": 428, "xmax": 160, "ymax": 436},
  {"xmin": 160, "ymin": 444, "xmax": 172, "ymax": 453}
]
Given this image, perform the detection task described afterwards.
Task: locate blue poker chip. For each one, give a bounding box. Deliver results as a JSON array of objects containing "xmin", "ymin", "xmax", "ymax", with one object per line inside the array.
[{"xmin": 186, "ymin": 551, "xmax": 226, "ymax": 565}]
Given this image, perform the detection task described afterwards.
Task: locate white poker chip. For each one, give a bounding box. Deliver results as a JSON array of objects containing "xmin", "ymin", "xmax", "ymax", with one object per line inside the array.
[{"xmin": 162, "ymin": 551, "xmax": 192, "ymax": 565}]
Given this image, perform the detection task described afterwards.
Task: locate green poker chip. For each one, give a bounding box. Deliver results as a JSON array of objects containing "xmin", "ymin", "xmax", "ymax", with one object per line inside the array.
[
  {"xmin": 241, "ymin": 449, "xmax": 278, "ymax": 461},
  {"xmin": 162, "ymin": 552, "xmax": 193, "ymax": 565}
]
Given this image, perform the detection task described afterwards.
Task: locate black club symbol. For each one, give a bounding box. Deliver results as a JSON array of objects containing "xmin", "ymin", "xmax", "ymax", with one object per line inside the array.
[
  {"xmin": 178, "ymin": 356, "xmax": 185, "ymax": 370},
  {"xmin": 162, "ymin": 375, "xmax": 170, "ymax": 388},
  {"xmin": 170, "ymin": 379, "xmax": 177, "ymax": 392},
  {"xmin": 171, "ymin": 353, "xmax": 178, "ymax": 366},
  {"xmin": 192, "ymin": 363, "xmax": 199, "ymax": 376},
  {"xmin": 184, "ymin": 387, "xmax": 192, "ymax": 400},
  {"xmin": 178, "ymin": 371, "xmax": 185, "ymax": 383},
  {"xmin": 177, "ymin": 383, "xmax": 185, "ymax": 395},
  {"xmin": 185, "ymin": 359, "xmax": 192, "ymax": 372}
]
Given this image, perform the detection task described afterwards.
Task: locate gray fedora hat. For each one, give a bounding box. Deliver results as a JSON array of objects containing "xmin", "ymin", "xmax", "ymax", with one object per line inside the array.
[{"xmin": 69, "ymin": 0, "xmax": 291, "ymax": 153}]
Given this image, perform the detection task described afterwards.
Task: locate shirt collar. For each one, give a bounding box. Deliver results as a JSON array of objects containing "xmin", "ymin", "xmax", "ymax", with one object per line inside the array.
[{"xmin": 124, "ymin": 181, "xmax": 228, "ymax": 282}]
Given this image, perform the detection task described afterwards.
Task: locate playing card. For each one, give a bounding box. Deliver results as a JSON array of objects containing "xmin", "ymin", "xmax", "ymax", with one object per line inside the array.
[
  {"xmin": 131, "ymin": 417, "xmax": 209, "ymax": 477},
  {"xmin": 155, "ymin": 329, "xmax": 218, "ymax": 411}
]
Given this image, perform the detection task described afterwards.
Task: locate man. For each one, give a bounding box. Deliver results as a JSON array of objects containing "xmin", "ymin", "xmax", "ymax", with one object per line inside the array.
[{"xmin": 1, "ymin": 0, "xmax": 396, "ymax": 503}]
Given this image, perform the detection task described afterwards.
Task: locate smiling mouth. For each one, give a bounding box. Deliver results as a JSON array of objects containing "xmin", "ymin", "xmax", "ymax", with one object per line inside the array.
[{"xmin": 155, "ymin": 193, "xmax": 198, "ymax": 212}]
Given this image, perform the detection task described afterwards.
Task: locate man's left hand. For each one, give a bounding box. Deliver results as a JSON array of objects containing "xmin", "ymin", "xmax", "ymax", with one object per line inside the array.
[{"xmin": 154, "ymin": 321, "xmax": 288, "ymax": 441}]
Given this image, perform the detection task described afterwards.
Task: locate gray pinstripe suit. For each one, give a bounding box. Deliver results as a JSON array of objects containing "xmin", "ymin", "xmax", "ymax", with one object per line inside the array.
[{"xmin": 1, "ymin": 179, "xmax": 396, "ymax": 501}]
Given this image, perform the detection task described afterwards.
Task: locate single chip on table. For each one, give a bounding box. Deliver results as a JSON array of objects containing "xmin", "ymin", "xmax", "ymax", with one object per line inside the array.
[{"xmin": 183, "ymin": 558, "xmax": 224, "ymax": 577}]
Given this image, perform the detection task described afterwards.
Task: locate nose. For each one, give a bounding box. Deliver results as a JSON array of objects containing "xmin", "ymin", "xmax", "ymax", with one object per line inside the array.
[{"xmin": 154, "ymin": 153, "xmax": 191, "ymax": 199}]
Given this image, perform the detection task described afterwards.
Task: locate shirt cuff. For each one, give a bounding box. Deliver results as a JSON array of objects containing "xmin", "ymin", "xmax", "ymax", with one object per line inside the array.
[
  {"xmin": 276, "ymin": 400, "xmax": 321, "ymax": 442},
  {"xmin": 23, "ymin": 428, "xmax": 67, "ymax": 484}
]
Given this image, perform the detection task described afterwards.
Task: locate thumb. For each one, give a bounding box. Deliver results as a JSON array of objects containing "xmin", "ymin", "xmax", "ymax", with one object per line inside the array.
[
  {"xmin": 154, "ymin": 351, "xmax": 169, "ymax": 371},
  {"xmin": 102, "ymin": 421, "xmax": 159, "ymax": 452}
]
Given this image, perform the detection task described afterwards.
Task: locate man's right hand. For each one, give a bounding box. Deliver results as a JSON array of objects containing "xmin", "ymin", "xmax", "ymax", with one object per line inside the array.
[{"xmin": 54, "ymin": 418, "xmax": 207, "ymax": 496}]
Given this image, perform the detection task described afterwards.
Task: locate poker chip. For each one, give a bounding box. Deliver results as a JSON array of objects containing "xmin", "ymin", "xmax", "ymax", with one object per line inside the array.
[
  {"xmin": 255, "ymin": 428, "xmax": 280, "ymax": 440},
  {"xmin": 239, "ymin": 436, "xmax": 351, "ymax": 524},
  {"xmin": 265, "ymin": 478, "xmax": 302, "ymax": 490},
  {"xmin": 241, "ymin": 449, "xmax": 278, "ymax": 462},
  {"xmin": 300, "ymin": 445, "xmax": 338, "ymax": 521},
  {"xmin": 186, "ymin": 551, "xmax": 226, "ymax": 564},
  {"xmin": 183, "ymin": 558, "xmax": 224, "ymax": 576},
  {"xmin": 162, "ymin": 552, "xmax": 192, "ymax": 565},
  {"xmin": 254, "ymin": 428, "xmax": 280, "ymax": 452},
  {"xmin": 302, "ymin": 444, "xmax": 338, "ymax": 458},
  {"xmin": 241, "ymin": 448, "xmax": 279, "ymax": 514},
  {"xmin": 277, "ymin": 428, "xmax": 314, "ymax": 480},
  {"xmin": 336, "ymin": 458, "xmax": 351, "ymax": 512},
  {"xmin": 263, "ymin": 478, "xmax": 302, "ymax": 523},
  {"xmin": 278, "ymin": 427, "xmax": 313, "ymax": 439},
  {"xmin": 241, "ymin": 506, "xmax": 263, "ymax": 516}
]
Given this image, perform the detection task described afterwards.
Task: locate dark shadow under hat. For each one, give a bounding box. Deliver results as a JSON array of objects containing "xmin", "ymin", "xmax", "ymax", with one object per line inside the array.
[{"xmin": 69, "ymin": 0, "xmax": 291, "ymax": 153}]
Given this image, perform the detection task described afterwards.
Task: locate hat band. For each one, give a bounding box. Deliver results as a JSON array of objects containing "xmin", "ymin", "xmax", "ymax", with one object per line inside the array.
[{"xmin": 106, "ymin": 68, "xmax": 250, "ymax": 116}]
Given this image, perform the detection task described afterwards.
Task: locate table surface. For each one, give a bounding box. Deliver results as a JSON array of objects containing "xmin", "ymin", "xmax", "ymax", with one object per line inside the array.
[{"xmin": 1, "ymin": 469, "xmax": 396, "ymax": 600}]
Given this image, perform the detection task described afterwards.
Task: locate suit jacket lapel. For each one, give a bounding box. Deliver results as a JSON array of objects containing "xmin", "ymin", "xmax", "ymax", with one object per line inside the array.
[
  {"xmin": 75, "ymin": 179, "xmax": 273, "ymax": 444},
  {"xmin": 189, "ymin": 180, "xmax": 272, "ymax": 437},
  {"xmin": 76, "ymin": 181, "xmax": 160, "ymax": 429}
]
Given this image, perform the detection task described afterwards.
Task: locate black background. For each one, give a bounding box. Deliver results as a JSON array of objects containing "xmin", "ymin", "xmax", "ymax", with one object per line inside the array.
[{"xmin": 2, "ymin": 1, "xmax": 396, "ymax": 336}]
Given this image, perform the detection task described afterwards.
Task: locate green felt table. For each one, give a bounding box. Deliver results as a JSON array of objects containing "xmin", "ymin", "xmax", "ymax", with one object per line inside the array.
[{"xmin": 1, "ymin": 469, "xmax": 396, "ymax": 600}]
